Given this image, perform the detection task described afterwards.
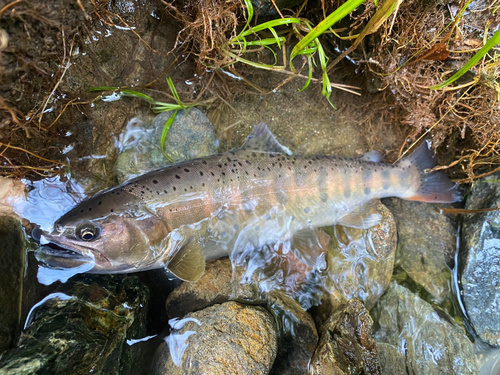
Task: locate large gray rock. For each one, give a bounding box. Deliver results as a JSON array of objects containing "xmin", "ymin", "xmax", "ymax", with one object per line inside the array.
[
  {"xmin": 0, "ymin": 275, "xmax": 149, "ymax": 375},
  {"xmin": 166, "ymin": 258, "xmax": 318, "ymax": 375},
  {"xmin": 460, "ymin": 172, "xmax": 500, "ymax": 346},
  {"xmin": 308, "ymin": 299, "xmax": 382, "ymax": 375},
  {"xmin": 0, "ymin": 217, "xmax": 25, "ymax": 353},
  {"xmin": 114, "ymin": 109, "xmax": 218, "ymax": 183},
  {"xmin": 383, "ymin": 198, "xmax": 456, "ymax": 302},
  {"xmin": 151, "ymin": 302, "xmax": 278, "ymax": 375},
  {"xmin": 372, "ymin": 282, "xmax": 478, "ymax": 375}
]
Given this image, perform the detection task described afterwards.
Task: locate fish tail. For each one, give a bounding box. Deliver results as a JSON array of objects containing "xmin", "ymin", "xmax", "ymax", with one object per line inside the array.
[{"xmin": 398, "ymin": 140, "xmax": 461, "ymax": 203}]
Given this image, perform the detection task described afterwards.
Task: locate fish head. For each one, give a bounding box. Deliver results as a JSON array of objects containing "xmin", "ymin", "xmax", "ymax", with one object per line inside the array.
[{"xmin": 35, "ymin": 192, "xmax": 170, "ymax": 273}]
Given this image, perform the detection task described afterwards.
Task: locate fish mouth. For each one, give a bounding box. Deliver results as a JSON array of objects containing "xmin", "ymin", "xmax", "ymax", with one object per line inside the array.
[{"xmin": 35, "ymin": 242, "xmax": 95, "ymax": 269}]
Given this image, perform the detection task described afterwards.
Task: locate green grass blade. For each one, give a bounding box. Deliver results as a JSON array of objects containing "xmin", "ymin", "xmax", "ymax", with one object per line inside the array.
[
  {"xmin": 121, "ymin": 89, "xmax": 156, "ymax": 104},
  {"xmin": 167, "ymin": 77, "xmax": 184, "ymax": 107},
  {"xmin": 160, "ymin": 111, "xmax": 177, "ymax": 161},
  {"xmin": 299, "ymin": 55, "xmax": 313, "ymax": 92},
  {"xmin": 290, "ymin": 0, "xmax": 366, "ymax": 70},
  {"xmin": 241, "ymin": 0, "xmax": 254, "ymax": 35},
  {"xmin": 243, "ymin": 37, "xmax": 287, "ymax": 46},
  {"xmin": 88, "ymin": 86, "xmax": 118, "ymax": 92},
  {"xmin": 430, "ymin": 27, "xmax": 500, "ymax": 90},
  {"xmin": 238, "ymin": 18, "xmax": 301, "ymax": 39}
]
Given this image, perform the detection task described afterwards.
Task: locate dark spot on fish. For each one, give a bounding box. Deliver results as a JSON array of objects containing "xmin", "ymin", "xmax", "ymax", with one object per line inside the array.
[
  {"xmin": 238, "ymin": 162, "xmax": 242, "ymax": 167},
  {"xmin": 200, "ymin": 171, "xmax": 204, "ymax": 176},
  {"xmin": 267, "ymin": 167, "xmax": 271, "ymax": 172},
  {"xmin": 269, "ymin": 154, "xmax": 275, "ymax": 158},
  {"xmin": 173, "ymin": 187, "xmax": 177, "ymax": 191},
  {"xmin": 184, "ymin": 188, "xmax": 187, "ymax": 192},
  {"xmin": 227, "ymin": 157, "xmax": 232, "ymax": 162},
  {"xmin": 202, "ymin": 183, "xmax": 205, "ymax": 187},
  {"xmin": 304, "ymin": 207, "xmax": 310, "ymax": 213},
  {"xmin": 252, "ymin": 152, "xmax": 257, "ymax": 157},
  {"xmin": 190, "ymin": 186, "xmax": 193, "ymax": 189},
  {"xmin": 222, "ymin": 172, "xmax": 226, "ymax": 176},
  {"xmin": 217, "ymin": 179, "xmax": 220, "ymax": 182},
  {"xmin": 202, "ymin": 160, "xmax": 207, "ymax": 165},
  {"xmin": 308, "ymin": 160, "xmax": 312, "ymax": 164},
  {"xmin": 279, "ymin": 163, "xmax": 282, "ymax": 168},
  {"xmin": 246, "ymin": 160, "xmax": 251, "ymax": 164},
  {"xmin": 175, "ymin": 175, "xmax": 181, "ymax": 179},
  {"xmin": 164, "ymin": 190, "xmax": 168, "ymax": 194},
  {"xmin": 224, "ymin": 163, "xmax": 228, "ymax": 166},
  {"xmin": 88, "ymin": 208, "xmax": 92, "ymax": 211},
  {"xmin": 320, "ymin": 193, "xmax": 328, "ymax": 202},
  {"xmin": 116, "ymin": 193, "xmax": 120, "ymax": 196},
  {"xmin": 98, "ymin": 201, "xmax": 102, "ymax": 206},
  {"xmin": 254, "ymin": 174, "xmax": 257, "ymax": 178},
  {"xmin": 110, "ymin": 209, "xmax": 114, "ymax": 212},
  {"xmin": 344, "ymin": 187, "xmax": 351, "ymax": 198},
  {"xmin": 141, "ymin": 191, "xmax": 145, "ymax": 194},
  {"xmin": 230, "ymin": 151, "xmax": 235, "ymax": 155},
  {"xmin": 177, "ymin": 166, "xmax": 181, "ymax": 169},
  {"xmin": 157, "ymin": 191, "xmax": 160, "ymax": 195},
  {"xmin": 129, "ymin": 189, "xmax": 132, "ymax": 193},
  {"xmin": 257, "ymin": 167, "xmax": 261, "ymax": 171},
  {"xmin": 218, "ymin": 164, "xmax": 222, "ymax": 168},
  {"xmin": 153, "ymin": 179, "xmax": 158, "ymax": 184},
  {"xmin": 364, "ymin": 187, "xmax": 371, "ymax": 195},
  {"xmin": 245, "ymin": 171, "xmax": 249, "ymax": 175},
  {"xmin": 211, "ymin": 172, "xmax": 215, "ymax": 177},
  {"xmin": 231, "ymin": 169, "xmax": 236, "ymax": 173},
  {"xmin": 304, "ymin": 165, "xmax": 307, "ymax": 169},
  {"xmin": 184, "ymin": 168, "xmax": 190, "ymax": 173}
]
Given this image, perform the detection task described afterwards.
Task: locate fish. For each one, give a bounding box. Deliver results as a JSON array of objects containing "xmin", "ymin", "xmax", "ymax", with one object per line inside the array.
[{"xmin": 34, "ymin": 123, "xmax": 460, "ymax": 281}]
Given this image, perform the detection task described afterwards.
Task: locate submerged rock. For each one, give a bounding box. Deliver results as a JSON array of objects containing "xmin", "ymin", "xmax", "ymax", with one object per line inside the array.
[
  {"xmin": 115, "ymin": 108, "xmax": 217, "ymax": 183},
  {"xmin": 0, "ymin": 275, "xmax": 149, "ymax": 375},
  {"xmin": 460, "ymin": 173, "xmax": 500, "ymax": 346},
  {"xmin": 372, "ymin": 282, "xmax": 478, "ymax": 375},
  {"xmin": 383, "ymin": 198, "xmax": 456, "ymax": 302},
  {"xmin": 0, "ymin": 217, "xmax": 25, "ymax": 353},
  {"xmin": 318, "ymin": 201, "xmax": 396, "ymax": 322},
  {"xmin": 308, "ymin": 299, "xmax": 381, "ymax": 375},
  {"xmin": 166, "ymin": 258, "xmax": 318, "ymax": 374},
  {"xmin": 151, "ymin": 302, "xmax": 278, "ymax": 375}
]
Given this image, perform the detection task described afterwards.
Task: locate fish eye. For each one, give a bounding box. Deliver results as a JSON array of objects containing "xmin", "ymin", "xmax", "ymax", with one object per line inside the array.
[{"xmin": 76, "ymin": 223, "xmax": 99, "ymax": 242}]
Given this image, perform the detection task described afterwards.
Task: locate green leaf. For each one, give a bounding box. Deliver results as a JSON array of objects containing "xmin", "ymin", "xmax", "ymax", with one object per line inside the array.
[
  {"xmin": 430, "ymin": 27, "xmax": 500, "ymax": 90},
  {"xmin": 237, "ymin": 18, "xmax": 301, "ymax": 39},
  {"xmin": 88, "ymin": 86, "xmax": 118, "ymax": 92},
  {"xmin": 120, "ymin": 89, "xmax": 156, "ymax": 104},
  {"xmin": 160, "ymin": 111, "xmax": 177, "ymax": 162},
  {"xmin": 290, "ymin": 0, "xmax": 367, "ymax": 70},
  {"xmin": 167, "ymin": 77, "xmax": 184, "ymax": 107}
]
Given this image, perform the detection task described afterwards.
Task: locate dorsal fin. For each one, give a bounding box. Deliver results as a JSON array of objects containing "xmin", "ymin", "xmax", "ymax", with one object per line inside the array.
[{"xmin": 240, "ymin": 123, "xmax": 293, "ymax": 155}]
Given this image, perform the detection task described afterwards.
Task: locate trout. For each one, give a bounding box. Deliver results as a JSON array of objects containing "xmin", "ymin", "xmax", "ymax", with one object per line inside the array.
[{"xmin": 34, "ymin": 123, "xmax": 460, "ymax": 281}]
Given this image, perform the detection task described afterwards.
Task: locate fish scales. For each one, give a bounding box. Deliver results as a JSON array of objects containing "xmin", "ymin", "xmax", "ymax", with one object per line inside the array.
[{"xmin": 35, "ymin": 123, "xmax": 460, "ymax": 281}]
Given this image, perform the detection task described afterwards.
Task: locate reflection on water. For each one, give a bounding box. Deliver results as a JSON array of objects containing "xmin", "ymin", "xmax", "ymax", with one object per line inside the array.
[
  {"xmin": 14, "ymin": 175, "xmax": 86, "ymax": 231},
  {"xmin": 24, "ymin": 292, "xmax": 73, "ymax": 329},
  {"xmin": 166, "ymin": 317, "xmax": 202, "ymax": 366}
]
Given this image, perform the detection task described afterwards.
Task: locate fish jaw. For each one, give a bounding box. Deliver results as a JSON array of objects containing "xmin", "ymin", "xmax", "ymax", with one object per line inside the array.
[{"xmin": 35, "ymin": 234, "xmax": 98, "ymax": 270}]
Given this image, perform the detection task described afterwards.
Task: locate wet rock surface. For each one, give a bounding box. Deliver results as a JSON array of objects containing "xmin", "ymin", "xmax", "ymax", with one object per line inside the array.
[
  {"xmin": 308, "ymin": 299, "xmax": 381, "ymax": 375},
  {"xmin": 383, "ymin": 198, "xmax": 456, "ymax": 302},
  {"xmin": 0, "ymin": 217, "xmax": 25, "ymax": 353},
  {"xmin": 460, "ymin": 172, "xmax": 500, "ymax": 346},
  {"xmin": 372, "ymin": 282, "xmax": 478, "ymax": 375},
  {"xmin": 166, "ymin": 258, "xmax": 318, "ymax": 374},
  {"xmin": 151, "ymin": 301, "xmax": 278, "ymax": 375},
  {"xmin": 114, "ymin": 109, "xmax": 217, "ymax": 183},
  {"xmin": 0, "ymin": 275, "xmax": 149, "ymax": 375},
  {"xmin": 375, "ymin": 343, "xmax": 406, "ymax": 375},
  {"xmin": 318, "ymin": 201, "xmax": 396, "ymax": 322}
]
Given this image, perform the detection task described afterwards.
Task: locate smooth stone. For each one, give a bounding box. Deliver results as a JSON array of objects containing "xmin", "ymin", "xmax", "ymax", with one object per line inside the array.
[
  {"xmin": 114, "ymin": 108, "xmax": 217, "ymax": 183},
  {"xmin": 0, "ymin": 217, "xmax": 25, "ymax": 353},
  {"xmin": 0, "ymin": 275, "xmax": 149, "ymax": 375},
  {"xmin": 166, "ymin": 258, "xmax": 318, "ymax": 374},
  {"xmin": 317, "ymin": 201, "xmax": 396, "ymax": 323},
  {"xmin": 460, "ymin": 172, "xmax": 500, "ymax": 346},
  {"xmin": 308, "ymin": 299, "xmax": 381, "ymax": 375},
  {"xmin": 376, "ymin": 343, "xmax": 407, "ymax": 375},
  {"xmin": 383, "ymin": 198, "xmax": 457, "ymax": 302},
  {"xmin": 372, "ymin": 282, "xmax": 479, "ymax": 375},
  {"xmin": 151, "ymin": 302, "xmax": 278, "ymax": 375}
]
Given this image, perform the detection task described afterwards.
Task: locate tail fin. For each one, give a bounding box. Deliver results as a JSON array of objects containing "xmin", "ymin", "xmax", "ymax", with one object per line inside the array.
[{"xmin": 398, "ymin": 140, "xmax": 461, "ymax": 203}]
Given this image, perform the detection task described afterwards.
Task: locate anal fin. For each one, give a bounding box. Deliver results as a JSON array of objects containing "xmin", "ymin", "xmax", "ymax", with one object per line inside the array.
[
  {"xmin": 167, "ymin": 237, "xmax": 206, "ymax": 282},
  {"xmin": 337, "ymin": 199, "xmax": 382, "ymax": 229},
  {"xmin": 291, "ymin": 228, "xmax": 330, "ymax": 270}
]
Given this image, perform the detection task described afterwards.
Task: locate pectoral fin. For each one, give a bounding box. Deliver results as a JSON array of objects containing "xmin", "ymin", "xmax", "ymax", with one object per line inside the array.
[
  {"xmin": 291, "ymin": 228, "xmax": 330, "ymax": 270},
  {"xmin": 337, "ymin": 199, "xmax": 382, "ymax": 229},
  {"xmin": 167, "ymin": 237, "xmax": 206, "ymax": 282}
]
